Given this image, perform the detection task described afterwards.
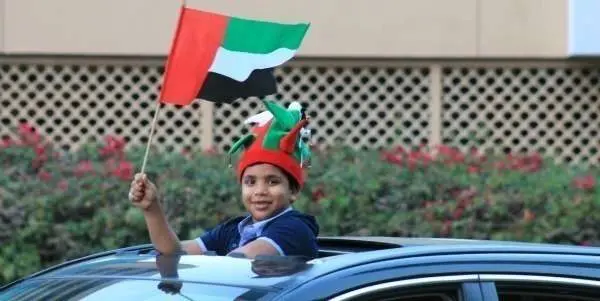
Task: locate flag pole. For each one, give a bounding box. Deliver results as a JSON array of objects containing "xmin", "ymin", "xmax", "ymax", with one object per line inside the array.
[
  {"xmin": 139, "ymin": 0, "xmax": 186, "ymax": 174},
  {"xmin": 140, "ymin": 102, "xmax": 161, "ymax": 174}
]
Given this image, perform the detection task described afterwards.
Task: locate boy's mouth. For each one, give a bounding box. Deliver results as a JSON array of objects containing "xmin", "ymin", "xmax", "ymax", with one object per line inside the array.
[{"xmin": 252, "ymin": 201, "xmax": 272, "ymax": 210}]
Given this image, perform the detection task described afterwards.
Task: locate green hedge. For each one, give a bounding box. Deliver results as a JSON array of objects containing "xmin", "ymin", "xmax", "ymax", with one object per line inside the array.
[{"xmin": 1, "ymin": 122, "xmax": 599, "ymax": 285}]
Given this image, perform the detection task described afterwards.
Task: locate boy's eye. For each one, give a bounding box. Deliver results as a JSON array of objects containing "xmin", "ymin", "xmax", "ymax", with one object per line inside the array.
[
  {"xmin": 243, "ymin": 177, "xmax": 256, "ymax": 185},
  {"xmin": 268, "ymin": 178, "xmax": 281, "ymax": 185}
]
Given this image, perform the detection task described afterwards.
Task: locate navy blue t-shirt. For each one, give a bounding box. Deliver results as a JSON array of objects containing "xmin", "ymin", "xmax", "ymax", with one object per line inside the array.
[{"xmin": 195, "ymin": 209, "xmax": 319, "ymax": 259}]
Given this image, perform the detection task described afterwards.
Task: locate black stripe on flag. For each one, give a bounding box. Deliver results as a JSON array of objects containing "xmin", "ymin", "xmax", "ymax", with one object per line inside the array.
[{"xmin": 197, "ymin": 68, "xmax": 278, "ymax": 103}]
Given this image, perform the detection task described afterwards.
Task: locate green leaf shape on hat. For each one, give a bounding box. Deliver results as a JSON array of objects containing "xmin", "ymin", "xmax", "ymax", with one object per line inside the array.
[{"xmin": 228, "ymin": 99, "xmax": 310, "ymax": 165}]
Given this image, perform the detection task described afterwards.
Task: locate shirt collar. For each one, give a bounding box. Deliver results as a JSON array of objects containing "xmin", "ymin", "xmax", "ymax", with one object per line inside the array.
[{"xmin": 237, "ymin": 206, "xmax": 293, "ymax": 236}]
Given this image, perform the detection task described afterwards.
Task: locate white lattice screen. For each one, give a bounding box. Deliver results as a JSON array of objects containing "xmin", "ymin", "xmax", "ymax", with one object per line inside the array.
[
  {"xmin": 442, "ymin": 66, "xmax": 599, "ymax": 165},
  {"xmin": 0, "ymin": 60, "xmax": 202, "ymax": 152},
  {"xmin": 0, "ymin": 57, "xmax": 598, "ymax": 165},
  {"xmin": 214, "ymin": 65, "xmax": 431, "ymax": 152}
]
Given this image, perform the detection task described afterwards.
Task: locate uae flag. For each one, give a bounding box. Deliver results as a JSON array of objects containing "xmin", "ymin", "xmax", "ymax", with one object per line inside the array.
[{"xmin": 159, "ymin": 6, "xmax": 310, "ymax": 106}]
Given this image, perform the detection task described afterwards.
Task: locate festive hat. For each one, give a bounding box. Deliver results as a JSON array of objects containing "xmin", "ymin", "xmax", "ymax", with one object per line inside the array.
[{"xmin": 229, "ymin": 100, "xmax": 311, "ymax": 188}]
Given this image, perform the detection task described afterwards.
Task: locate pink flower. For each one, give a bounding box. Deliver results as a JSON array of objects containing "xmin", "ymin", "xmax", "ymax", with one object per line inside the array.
[
  {"xmin": 18, "ymin": 122, "xmax": 34, "ymax": 134},
  {"xmin": 436, "ymin": 145, "xmax": 465, "ymax": 165},
  {"xmin": 106, "ymin": 135, "xmax": 126, "ymax": 150},
  {"xmin": 31, "ymin": 157, "xmax": 47, "ymax": 169},
  {"xmin": 311, "ymin": 186, "xmax": 326, "ymax": 203},
  {"xmin": 37, "ymin": 170, "xmax": 51, "ymax": 182},
  {"xmin": 505, "ymin": 153, "xmax": 543, "ymax": 173},
  {"xmin": 423, "ymin": 209, "xmax": 434, "ymax": 222},
  {"xmin": 467, "ymin": 165, "xmax": 480, "ymax": 174},
  {"xmin": 74, "ymin": 161, "xmax": 95, "ymax": 176},
  {"xmin": 58, "ymin": 180, "xmax": 69, "ymax": 191},
  {"xmin": 419, "ymin": 151, "xmax": 433, "ymax": 166},
  {"xmin": 381, "ymin": 146, "xmax": 434, "ymax": 170},
  {"xmin": 469, "ymin": 147, "xmax": 487, "ymax": 164},
  {"xmin": 381, "ymin": 151, "xmax": 403, "ymax": 166},
  {"xmin": 202, "ymin": 146, "xmax": 218, "ymax": 156},
  {"xmin": 380, "ymin": 146, "xmax": 407, "ymax": 165},
  {"xmin": 441, "ymin": 220, "xmax": 453, "ymax": 236},
  {"xmin": 110, "ymin": 160, "xmax": 134, "ymax": 181},
  {"xmin": 493, "ymin": 161, "xmax": 507, "ymax": 171},
  {"xmin": 450, "ymin": 187, "xmax": 477, "ymax": 203},
  {"xmin": 573, "ymin": 175, "xmax": 596, "ymax": 191},
  {"xmin": 393, "ymin": 146, "xmax": 407, "ymax": 155},
  {"xmin": 452, "ymin": 208, "xmax": 464, "ymax": 219},
  {"xmin": 34, "ymin": 145, "xmax": 45, "ymax": 156},
  {"xmin": 18, "ymin": 122, "xmax": 42, "ymax": 145},
  {"xmin": 1, "ymin": 137, "xmax": 13, "ymax": 148},
  {"xmin": 523, "ymin": 209, "xmax": 535, "ymax": 222},
  {"xmin": 407, "ymin": 151, "xmax": 419, "ymax": 170},
  {"xmin": 521, "ymin": 153, "xmax": 543, "ymax": 172},
  {"xmin": 408, "ymin": 150, "xmax": 433, "ymax": 169},
  {"xmin": 99, "ymin": 135, "xmax": 127, "ymax": 158}
]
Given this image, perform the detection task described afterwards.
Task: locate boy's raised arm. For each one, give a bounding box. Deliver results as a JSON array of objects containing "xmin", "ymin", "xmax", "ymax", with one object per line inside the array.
[{"xmin": 129, "ymin": 173, "xmax": 202, "ymax": 255}]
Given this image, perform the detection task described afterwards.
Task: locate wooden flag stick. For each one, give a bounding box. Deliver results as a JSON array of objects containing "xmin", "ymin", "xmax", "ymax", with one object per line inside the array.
[
  {"xmin": 140, "ymin": 102, "xmax": 162, "ymax": 174},
  {"xmin": 138, "ymin": 0, "xmax": 185, "ymax": 174}
]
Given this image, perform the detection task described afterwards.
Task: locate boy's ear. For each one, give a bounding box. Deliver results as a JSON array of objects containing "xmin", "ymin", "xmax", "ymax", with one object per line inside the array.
[{"xmin": 289, "ymin": 191, "xmax": 299, "ymax": 203}]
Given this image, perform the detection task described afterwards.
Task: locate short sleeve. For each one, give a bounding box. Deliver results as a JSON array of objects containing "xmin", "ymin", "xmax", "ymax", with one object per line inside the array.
[
  {"xmin": 195, "ymin": 216, "xmax": 245, "ymax": 256},
  {"xmin": 259, "ymin": 217, "xmax": 318, "ymax": 259},
  {"xmin": 196, "ymin": 224, "xmax": 226, "ymax": 255}
]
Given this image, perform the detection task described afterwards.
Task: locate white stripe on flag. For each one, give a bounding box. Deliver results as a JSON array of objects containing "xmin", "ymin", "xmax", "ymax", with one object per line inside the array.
[{"xmin": 208, "ymin": 47, "xmax": 297, "ymax": 81}]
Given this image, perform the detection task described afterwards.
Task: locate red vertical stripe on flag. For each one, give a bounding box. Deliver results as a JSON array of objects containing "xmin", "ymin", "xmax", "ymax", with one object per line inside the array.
[{"xmin": 159, "ymin": 7, "xmax": 228, "ymax": 106}]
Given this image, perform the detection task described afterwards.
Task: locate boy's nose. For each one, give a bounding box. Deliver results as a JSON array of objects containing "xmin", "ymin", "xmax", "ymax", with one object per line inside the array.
[{"xmin": 254, "ymin": 182, "xmax": 269, "ymax": 194}]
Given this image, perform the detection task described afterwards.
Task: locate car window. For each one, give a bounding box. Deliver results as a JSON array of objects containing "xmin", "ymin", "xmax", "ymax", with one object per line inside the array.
[
  {"xmin": 496, "ymin": 282, "xmax": 600, "ymax": 301},
  {"xmin": 0, "ymin": 278, "xmax": 276, "ymax": 301},
  {"xmin": 327, "ymin": 275, "xmax": 484, "ymax": 301},
  {"xmin": 339, "ymin": 284, "xmax": 461, "ymax": 301}
]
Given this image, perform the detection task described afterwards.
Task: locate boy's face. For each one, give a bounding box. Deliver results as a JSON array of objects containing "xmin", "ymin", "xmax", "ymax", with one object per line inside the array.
[{"xmin": 241, "ymin": 163, "xmax": 297, "ymax": 222}]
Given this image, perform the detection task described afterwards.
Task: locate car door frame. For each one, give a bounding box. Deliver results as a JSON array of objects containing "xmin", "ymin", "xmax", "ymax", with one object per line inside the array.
[
  {"xmin": 478, "ymin": 274, "xmax": 600, "ymax": 301},
  {"xmin": 327, "ymin": 274, "xmax": 485, "ymax": 301},
  {"xmin": 276, "ymin": 259, "xmax": 491, "ymax": 301},
  {"xmin": 277, "ymin": 251, "xmax": 600, "ymax": 300}
]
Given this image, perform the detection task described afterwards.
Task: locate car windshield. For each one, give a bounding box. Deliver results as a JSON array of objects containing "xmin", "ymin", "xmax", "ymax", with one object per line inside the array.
[{"xmin": 0, "ymin": 278, "xmax": 276, "ymax": 301}]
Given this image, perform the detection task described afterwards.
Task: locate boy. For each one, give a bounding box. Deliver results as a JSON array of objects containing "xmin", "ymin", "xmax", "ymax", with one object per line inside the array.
[{"xmin": 129, "ymin": 100, "xmax": 319, "ymax": 259}]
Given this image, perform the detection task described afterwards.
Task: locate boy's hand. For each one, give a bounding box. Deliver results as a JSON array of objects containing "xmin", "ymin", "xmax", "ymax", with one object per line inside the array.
[{"xmin": 129, "ymin": 173, "xmax": 158, "ymax": 210}]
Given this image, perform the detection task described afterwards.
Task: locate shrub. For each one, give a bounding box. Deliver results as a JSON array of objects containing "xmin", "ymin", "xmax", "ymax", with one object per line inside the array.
[{"xmin": 1, "ymin": 122, "xmax": 598, "ymax": 285}]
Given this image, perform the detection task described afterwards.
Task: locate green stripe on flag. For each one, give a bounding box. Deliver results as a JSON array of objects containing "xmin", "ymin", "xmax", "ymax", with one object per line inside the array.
[{"xmin": 222, "ymin": 17, "xmax": 309, "ymax": 54}]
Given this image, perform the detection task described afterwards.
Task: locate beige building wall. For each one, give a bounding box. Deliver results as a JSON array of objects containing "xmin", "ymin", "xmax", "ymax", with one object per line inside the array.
[
  {"xmin": 479, "ymin": 0, "xmax": 568, "ymax": 57},
  {"xmin": 0, "ymin": 0, "xmax": 4, "ymax": 51},
  {"xmin": 1, "ymin": 0, "xmax": 568, "ymax": 57}
]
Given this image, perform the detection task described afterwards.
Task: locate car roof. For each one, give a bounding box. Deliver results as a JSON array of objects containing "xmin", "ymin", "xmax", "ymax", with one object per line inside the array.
[
  {"xmin": 37, "ymin": 253, "xmax": 308, "ymax": 290},
  {"xmin": 5, "ymin": 236, "xmax": 600, "ymax": 293},
  {"xmin": 314, "ymin": 236, "xmax": 600, "ymax": 264}
]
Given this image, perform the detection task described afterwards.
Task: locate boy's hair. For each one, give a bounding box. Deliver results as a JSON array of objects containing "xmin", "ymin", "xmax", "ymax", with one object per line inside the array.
[
  {"xmin": 283, "ymin": 170, "xmax": 300, "ymax": 194},
  {"xmin": 230, "ymin": 100, "xmax": 310, "ymax": 190},
  {"xmin": 242, "ymin": 163, "xmax": 301, "ymax": 194}
]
